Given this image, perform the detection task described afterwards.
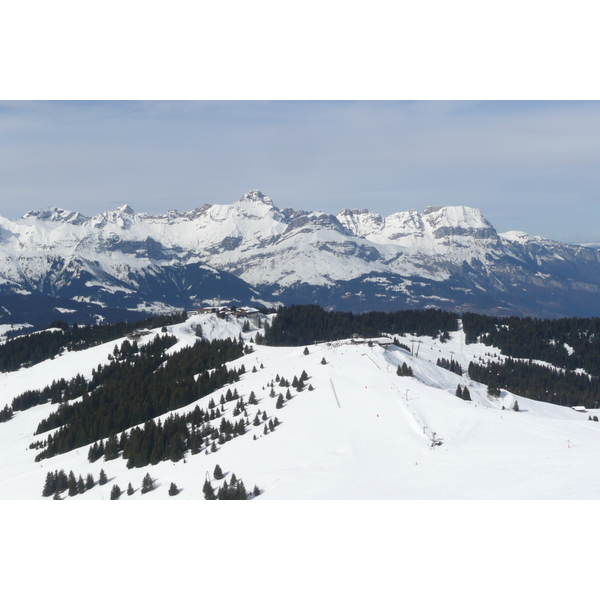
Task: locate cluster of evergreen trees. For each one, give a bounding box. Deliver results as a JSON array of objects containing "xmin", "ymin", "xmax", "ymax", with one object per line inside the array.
[
  {"xmin": 468, "ymin": 358, "xmax": 600, "ymax": 408},
  {"xmin": 437, "ymin": 357, "xmax": 463, "ymax": 375},
  {"xmin": 0, "ymin": 312, "xmax": 187, "ymax": 373},
  {"xmin": 81, "ymin": 367, "xmax": 302, "ymax": 468},
  {"xmin": 263, "ymin": 305, "xmax": 459, "ymax": 346},
  {"xmin": 202, "ymin": 468, "xmax": 261, "ymax": 500},
  {"xmin": 42, "ymin": 468, "xmax": 106, "ymax": 498},
  {"xmin": 10, "ymin": 334, "xmax": 180, "ymax": 415},
  {"xmin": 397, "ymin": 362, "xmax": 413, "ymax": 377},
  {"xmin": 462, "ymin": 312, "xmax": 600, "ymax": 377},
  {"xmin": 11, "ymin": 374, "xmax": 89, "ymax": 412},
  {"xmin": 455, "ymin": 384, "xmax": 471, "ymax": 400},
  {"xmin": 0, "ymin": 404, "xmax": 12, "ymax": 423},
  {"xmin": 33, "ymin": 336, "xmax": 249, "ymax": 461}
]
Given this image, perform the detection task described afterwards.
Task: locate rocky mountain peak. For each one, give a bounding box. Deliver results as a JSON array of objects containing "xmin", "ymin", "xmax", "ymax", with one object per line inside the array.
[{"xmin": 237, "ymin": 190, "xmax": 274, "ymax": 206}]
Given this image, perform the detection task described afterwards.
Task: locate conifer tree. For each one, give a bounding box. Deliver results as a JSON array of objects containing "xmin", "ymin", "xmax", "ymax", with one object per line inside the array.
[
  {"xmin": 321, "ymin": 357, "xmax": 327, "ymax": 365},
  {"xmin": 513, "ymin": 400, "xmax": 520, "ymax": 412},
  {"xmin": 77, "ymin": 475, "xmax": 85, "ymax": 495},
  {"xmin": 203, "ymin": 479, "xmax": 216, "ymax": 500},
  {"xmin": 456, "ymin": 384, "xmax": 463, "ymax": 398},
  {"xmin": 285, "ymin": 388, "xmax": 292, "ymax": 400},
  {"xmin": 110, "ymin": 484, "xmax": 121, "ymax": 500},
  {"xmin": 85, "ymin": 473, "xmax": 94, "ymax": 490},
  {"xmin": 56, "ymin": 469, "xmax": 68, "ymax": 493},
  {"xmin": 303, "ymin": 347, "xmax": 309, "ymax": 355},
  {"xmin": 67, "ymin": 471, "xmax": 78, "ymax": 496},
  {"xmin": 276, "ymin": 394, "xmax": 284, "ymax": 409},
  {"xmin": 168, "ymin": 482, "xmax": 179, "ymax": 496},
  {"xmin": 141, "ymin": 473, "xmax": 154, "ymax": 494},
  {"xmin": 42, "ymin": 471, "xmax": 56, "ymax": 497},
  {"xmin": 99, "ymin": 469, "xmax": 108, "ymax": 485},
  {"xmin": 308, "ymin": 384, "xmax": 314, "ymax": 391},
  {"xmin": 462, "ymin": 386, "xmax": 471, "ymax": 401},
  {"xmin": 213, "ymin": 464, "xmax": 224, "ymax": 480},
  {"xmin": 253, "ymin": 485, "xmax": 261, "ymax": 497},
  {"xmin": 127, "ymin": 482, "xmax": 134, "ymax": 496}
]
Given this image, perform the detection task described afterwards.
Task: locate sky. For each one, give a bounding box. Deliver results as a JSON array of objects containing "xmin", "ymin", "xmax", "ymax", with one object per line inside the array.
[{"xmin": 0, "ymin": 100, "xmax": 599, "ymax": 243}]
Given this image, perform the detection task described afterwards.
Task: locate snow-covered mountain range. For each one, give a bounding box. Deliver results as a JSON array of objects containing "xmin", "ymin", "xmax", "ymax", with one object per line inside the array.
[
  {"xmin": 2, "ymin": 189, "xmax": 600, "ymax": 319},
  {"xmin": 2, "ymin": 310, "xmax": 600, "ymax": 500}
]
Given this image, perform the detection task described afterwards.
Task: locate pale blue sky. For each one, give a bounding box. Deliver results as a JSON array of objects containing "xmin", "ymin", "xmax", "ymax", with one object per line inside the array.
[{"xmin": 0, "ymin": 100, "xmax": 598, "ymax": 243}]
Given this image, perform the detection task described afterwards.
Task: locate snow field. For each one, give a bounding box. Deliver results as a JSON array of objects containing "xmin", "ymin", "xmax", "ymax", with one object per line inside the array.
[{"xmin": 1, "ymin": 312, "xmax": 600, "ymax": 499}]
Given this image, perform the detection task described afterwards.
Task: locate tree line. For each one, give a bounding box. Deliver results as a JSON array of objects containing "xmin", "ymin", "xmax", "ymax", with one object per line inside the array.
[
  {"xmin": 33, "ymin": 336, "xmax": 250, "ymax": 461},
  {"xmin": 468, "ymin": 357, "xmax": 600, "ymax": 408},
  {"xmin": 262, "ymin": 305, "xmax": 459, "ymax": 346},
  {"xmin": 0, "ymin": 311, "xmax": 187, "ymax": 373},
  {"xmin": 462, "ymin": 312, "xmax": 600, "ymax": 377}
]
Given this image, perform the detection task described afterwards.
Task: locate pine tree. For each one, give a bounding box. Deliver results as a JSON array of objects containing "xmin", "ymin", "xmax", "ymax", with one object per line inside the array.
[
  {"xmin": 42, "ymin": 471, "xmax": 56, "ymax": 497},
  {"xmin": 168, "ymin": 482, "xmax": 179, "ymax": 496},
  {"xmin": 456, "ymin": 384, "xmax": 463, "ymax": 398},
  {"xmin": 99, "ymin": 469, "xmax": 108, "ymax": 485},
  {"xmin": 303, "ymin": 347, "xmax": 309, "ymax": 355},
  {"xmin": 203, "ymin": 479, "xmax": 216, "ymax": 500},
  {"xmin": 285, "ymin": 388, "xmax": 292, "ymax": 400},
  {"xmin": 513, "ymin": 400, "xmax": 520, "ymax": 412},
  {"xmin": 85, "ymin": 473, "xmax": 94, "ymax": 490},
  {"xmin": 110, "ymin": 484, "xmax": 121, "ymax": 499},
  {"xmin": 127, "ymin": 482, "xmax": 134, "ymax": 496},
  {"xmin": 213, "ymin": 464, "xmax": 224, "ymax": 480},
  {"xmin": 308, "ymin": 384, "xmax": 314, "ymax": 391},
  {"xmin": 462, "ymin": 386, "xmax": 471, "ymax": 401},
  {"xmin": 276, "ymin": 394, "xmax": 284, "ymax": 409},
  {"xmin": 321, "ymin": 357, "xmax": 327, "ymax": 365},
  {"xmin": 77, "ymin": 475, "xmax": 85, "ymax": 495},
  {"xmin": 487, "ymin": 383, "xmax": 501, "ymax": 398},
  {"xmin": 56, "ymin": 469, "xmax": 68, "ymax": 493},
  {"xmin": 141, "ymin": 473, "xmax": 154, "ymax": 494},
  {"xmin": 253, "ymin": 485, "xmax": 261, "ymax": 497}
]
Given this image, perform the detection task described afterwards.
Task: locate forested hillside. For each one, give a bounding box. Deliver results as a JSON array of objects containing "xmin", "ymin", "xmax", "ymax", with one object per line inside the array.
[{"xmin": 262, "ymin": 305, "xmax": 458, "ymax": 346}]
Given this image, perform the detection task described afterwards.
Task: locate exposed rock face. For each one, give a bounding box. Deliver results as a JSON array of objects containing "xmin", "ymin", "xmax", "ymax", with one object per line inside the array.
[{"xmin": 1, "ymin": 189, "xmax": 600, "ymax": 318}]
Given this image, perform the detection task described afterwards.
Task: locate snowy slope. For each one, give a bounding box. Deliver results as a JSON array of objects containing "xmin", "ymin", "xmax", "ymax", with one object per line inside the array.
[{"xmin": 1, "ymin": 312, "xmax": 599, "ymax": 500}]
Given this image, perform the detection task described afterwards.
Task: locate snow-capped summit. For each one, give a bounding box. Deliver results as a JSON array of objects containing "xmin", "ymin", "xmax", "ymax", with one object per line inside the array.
[
  {"xmin": 237, "ymin": 189, "xmax": 274, "ymax": 206},
  {"xmin": 421, "ymin": 205, "xmax": 497, "ymax": 239},
  {"xmin": 22, "ymin": 207, "xmax": 89, "ymax": 226}
]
